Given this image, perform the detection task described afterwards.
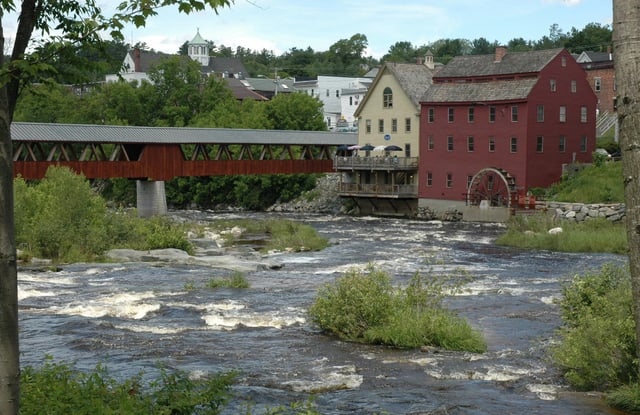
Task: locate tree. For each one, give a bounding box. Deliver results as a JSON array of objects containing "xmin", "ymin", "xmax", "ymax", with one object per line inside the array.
[
  {"xmin": 383, "ymin": 41, "xmax": 417, "ymax": 62},
  {"xmin": 0, "ymin": 2, "xmax": 232, "ymax": 413},
  {"xmin": 613, "ymin": 0, "xmax": 640, "ymax": 378},
  {"xmin": 566, "ymin": 22, "xmax": 612, "ymax": 54},
  {"xmin": 147, "ymin": 56, "xmax": 204, "ymax": 126}
]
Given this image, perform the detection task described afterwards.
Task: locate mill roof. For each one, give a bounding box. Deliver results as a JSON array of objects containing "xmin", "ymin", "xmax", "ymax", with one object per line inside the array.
[
  {"xmin": 434, "ymin": 48, "xmax": 564, "ymax": 79},
  {"xmin": 421, "ymin": 78, "xmax": 538, "ymax": 103}
]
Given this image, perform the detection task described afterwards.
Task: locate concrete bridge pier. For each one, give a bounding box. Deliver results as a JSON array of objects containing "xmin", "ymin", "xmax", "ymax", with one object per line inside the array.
[{"xmin": 136, "ymin": 180, "xmax": 168, "ymax": 217}]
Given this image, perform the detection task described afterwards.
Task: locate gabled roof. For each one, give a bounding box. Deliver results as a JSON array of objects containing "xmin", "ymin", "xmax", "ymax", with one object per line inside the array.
[
  {"xmin": 576, "ymin": 50, "xmax": 612, "ymax": 63},
  {"xmin": 421, "ymin": 78, "xmax": 538, "ymax": 103},
  {"xmin": 354, "ymin": 62, "xmax": 433, "ymax": 117},
  {"xmin": 126, "ymin": 50, "xmax": 175, "ymax": 72},
  {"xmin": 385, "ymin": 62, "xmax": 434, "ymax": 106},
  {"xmin": 434, "ymin": 48, "xmax": 564, "ymax": 79},
  {"xmin": 202, "ymin": 57, "xmax": 247, "ymax": 76}
]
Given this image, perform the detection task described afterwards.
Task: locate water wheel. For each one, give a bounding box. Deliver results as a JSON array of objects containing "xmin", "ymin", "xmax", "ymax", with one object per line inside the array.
[{"xmin": 467, "ymin": 167, "xmax": 516, "ymax": 208}]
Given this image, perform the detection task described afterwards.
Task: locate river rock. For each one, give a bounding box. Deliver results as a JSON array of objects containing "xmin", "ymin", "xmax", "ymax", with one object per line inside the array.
[{"xmin": 105, "ymin": 248, "xmax": 283, "ymax": 272}]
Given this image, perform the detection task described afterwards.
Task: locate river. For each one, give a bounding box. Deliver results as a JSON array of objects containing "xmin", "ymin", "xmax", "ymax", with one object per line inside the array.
[{"xmin": 18, "ymin": 211, "xmax": 629, "ymax": 414}]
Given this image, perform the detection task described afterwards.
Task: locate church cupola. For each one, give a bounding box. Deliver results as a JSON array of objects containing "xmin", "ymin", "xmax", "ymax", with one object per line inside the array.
[{"xmin": 188, "ymin": 29, "xmax": 209, "ymax": 66}]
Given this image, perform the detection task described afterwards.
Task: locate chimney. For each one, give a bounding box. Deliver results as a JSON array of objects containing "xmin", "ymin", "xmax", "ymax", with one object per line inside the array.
[
  {"xmin": 416, "ymin": 56, "xmax": 424, "ymax": 65},
  {"xmin": 134, "ymin": 48, "xmax": 141, "ymax": 72},
  {"xmin": 494, "ymin": 46, "xmax": 507, "ymax": 63},
  {"xmin": 607, "ymin": 45, "xmax": 612, "ymax": 61}
]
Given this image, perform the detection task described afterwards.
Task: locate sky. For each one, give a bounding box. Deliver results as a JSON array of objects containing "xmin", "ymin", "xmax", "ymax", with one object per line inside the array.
[{"xmin": 112, "ymin": 0, "xmax": 612, "ymax": 59}]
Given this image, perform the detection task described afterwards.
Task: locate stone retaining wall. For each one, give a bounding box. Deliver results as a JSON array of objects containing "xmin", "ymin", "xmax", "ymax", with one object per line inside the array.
[{"xmin": 546, "ymin": 201, "xmax": 626, "ymax": 223}]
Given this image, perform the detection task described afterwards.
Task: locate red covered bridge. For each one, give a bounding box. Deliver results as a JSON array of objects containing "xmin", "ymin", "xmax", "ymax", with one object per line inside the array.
[{"xmin": 12, "ymin": 122, "xmax": 356, "ymax": 215}]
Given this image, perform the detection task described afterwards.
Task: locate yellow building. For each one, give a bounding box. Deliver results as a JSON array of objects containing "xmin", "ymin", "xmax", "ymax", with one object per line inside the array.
[
  {"xmin": 354, "ymin": 54, "xmax": 435, "ymax": 157},
  {"xmin": 334, "ymin": 55, "xmax": 436, "ymax": 216}
]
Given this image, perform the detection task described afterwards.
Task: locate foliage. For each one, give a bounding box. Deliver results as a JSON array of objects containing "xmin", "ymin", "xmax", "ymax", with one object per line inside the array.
[
  {"xmin": 551, "ymin": 264, "xmax": 636, "ymax": 391},
  {"xmin": 165, "ymin": 174, "xmax": 319, "ymax": 211},
  {"xmin": 309, "ymin": 265, "xmax": 486, "ymax": 352},
  {"xmin": 205, "ymin": 271, "xmax": 250, "ymax": 289},
  {"xmin": 495, "ymin": 214, "xmax": 627, "ymax": 254},
  {"xmin": 20, "ymin": 357, "xmax": 236, "ymax": 415},
  {"xmin": 538, "ymin": 161, "xmax": 623, "ymax": 203},
  {"xmin": 14, "ymin": 166, "xmax": 193, "ymax": 262},
  {"xmin": 14, "ymin": 167, "xmax": 110, "ymax": 262}
]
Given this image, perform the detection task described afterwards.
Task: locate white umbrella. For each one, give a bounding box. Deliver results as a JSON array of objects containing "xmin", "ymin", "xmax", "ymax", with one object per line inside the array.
[
  {"xmin": 347, "ymin": 145, "xmax": 362, "ymax": 150},
  {"xmin": 373, "ymin": 145, "xmax": 387, "ymax": 151}
]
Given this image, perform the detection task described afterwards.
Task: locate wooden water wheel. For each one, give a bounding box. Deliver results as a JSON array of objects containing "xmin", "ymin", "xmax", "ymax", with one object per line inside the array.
[{"xmin": 467, "ymin": 167, "xmax": 516, "ymax": 208}]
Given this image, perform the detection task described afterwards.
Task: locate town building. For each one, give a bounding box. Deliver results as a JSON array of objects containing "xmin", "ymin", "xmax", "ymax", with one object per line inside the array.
[
  {"xmin": 105, "ymin": 30, "xmax": 259, "ymax": 100},
  {"xmin": 295, "ymin": 75, "xmax": 374, "ymax": 130},
  {"xmin": 419, "ymin": 47, "xmax": 597, "ymax": 220},
  {"xmin": 575, "ymin": 49, "xmax": 617, "ymax": 137},
  {"xmin": 334, "ymin": 55, "xmax": 436, "ymax": 216}
]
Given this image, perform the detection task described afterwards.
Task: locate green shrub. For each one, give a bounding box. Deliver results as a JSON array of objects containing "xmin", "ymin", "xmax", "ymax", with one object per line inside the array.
[
  {"xmin": 14, "ymin": 167, "xmax": 110, "ymax": 261},
  {"xmin": 310, "ymin": 266, "xmax": 396, "ymax": 340},
  {"xmin": 309, "ymin": 265, "xmax": 486, "ymax": 352},
  {"xmin": 551, "ymin": 264, "xmax": 636, "ymax": 391},
  {"xmin": 20, "ymin": 358, "xmax": 236, "ymax": 415},
  {"xmin": 14, "ymin": 166, "xmax": 194, "ymax": 262}
]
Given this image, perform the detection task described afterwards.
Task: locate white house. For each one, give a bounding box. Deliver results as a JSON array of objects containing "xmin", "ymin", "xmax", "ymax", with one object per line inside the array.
[{"xmin": 294, "ymin": 75, "xmax": 373, "ymax": 130}]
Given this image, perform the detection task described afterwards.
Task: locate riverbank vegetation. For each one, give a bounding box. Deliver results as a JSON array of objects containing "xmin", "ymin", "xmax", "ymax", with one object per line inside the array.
[
  {"xmin": 498, "ymin": 152, "xmax": 626, "ymax": 254},
  {"xmin": 20, "ymin": 358, "xmax": 321, "ymax": 415},
  {"xmin": 309, "ymin": 265, "xmax": 487, "ymax": 352},
  {"xmin": 550, "ymin": 263, "xmax": 640, "ymax": 412},
  {"xmin": 14, "ymin": 166, "xmax": 329, "ymax": 263},
  {"xmin": 14, "ymin": 167, "xmax": 194, "ymax": 263}
]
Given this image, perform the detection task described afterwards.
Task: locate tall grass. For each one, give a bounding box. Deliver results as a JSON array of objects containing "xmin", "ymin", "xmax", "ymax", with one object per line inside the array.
[
  {"xmin": 496, "ymin": 214, "xmax": 627, "ymax": 254},
  {"xmin": 207, "ymin": 218, "xmax": 328, "ymax": 252},
  {"xmin": 205, "ymin": 271, "xmax": 250, "ymax": 289},
  {"xmin": 542, "ymin": 161, "xmax": 623, "ymax": 203}
]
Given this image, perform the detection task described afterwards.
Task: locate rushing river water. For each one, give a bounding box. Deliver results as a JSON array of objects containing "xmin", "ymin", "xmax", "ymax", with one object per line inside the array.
[{"xmin": 18, "ymin": 211, "xmax": 629, "ymax": 414}]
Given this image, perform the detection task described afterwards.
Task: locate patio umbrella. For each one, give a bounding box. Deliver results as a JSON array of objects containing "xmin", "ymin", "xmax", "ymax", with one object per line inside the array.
[
  {"xmin": 347, "ymin": 145, "xmax": 362, "ymax": 150},
  {"xmin": 337, "ymin": 144, "xmax": 350, "ymax": 151},
  {"xmin": 360, "ymin": 144, "xmax": 375, "ymax": 151},
  {"xmin": 373, "ymin": 145, "xmax": 387, "ymax": 151},
  {"xmin": 385, "ymin": 145, "xmax": 403, "ymax": 151}
]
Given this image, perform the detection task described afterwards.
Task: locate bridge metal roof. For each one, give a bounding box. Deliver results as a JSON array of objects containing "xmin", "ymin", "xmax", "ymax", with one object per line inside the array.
[{"xmin": 11, "ymin": 122, "xmax": 357, "ymax": 145}]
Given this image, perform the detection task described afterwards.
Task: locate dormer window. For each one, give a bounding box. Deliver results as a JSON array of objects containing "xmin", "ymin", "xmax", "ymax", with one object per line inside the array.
[{"xmin": 383, "ymin": 87, "xmax": 393, "ymax": 108}]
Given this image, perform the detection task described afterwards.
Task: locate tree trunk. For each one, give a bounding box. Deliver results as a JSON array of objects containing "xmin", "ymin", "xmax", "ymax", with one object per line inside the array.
[
  {"xmin": 613, "ymin": 0, "xmax": 640, "ymax": 373},
  {"xmin": 0, "ymin": 86, "xmax": 19, "ymax": 413}
]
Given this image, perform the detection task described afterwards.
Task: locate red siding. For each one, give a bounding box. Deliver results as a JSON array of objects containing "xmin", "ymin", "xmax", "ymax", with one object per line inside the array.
[{"xmin": 419, "ymin": 49, "xmax": 597, "ymax": 202}]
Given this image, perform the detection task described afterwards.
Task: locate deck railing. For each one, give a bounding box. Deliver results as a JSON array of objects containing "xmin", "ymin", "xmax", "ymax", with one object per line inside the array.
[
  {"xmin": 338, "ymin": 182, "xmax": 418, "ymax": 197},
  {"xmin": 334, "ymin": 156, "xmax": 419, "ymax": 170}
]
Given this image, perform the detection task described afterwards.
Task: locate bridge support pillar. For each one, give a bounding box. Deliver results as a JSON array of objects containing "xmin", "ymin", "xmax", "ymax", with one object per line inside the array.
[{"xmin": 136, "ymin": 180, "xmax": 168, "ymax": 217}]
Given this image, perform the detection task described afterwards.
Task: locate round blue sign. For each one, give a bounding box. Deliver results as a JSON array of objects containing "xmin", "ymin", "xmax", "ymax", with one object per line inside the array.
[{"xmin": 384, "ymin": 134, "xmax": 391, "ymax": 141}]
